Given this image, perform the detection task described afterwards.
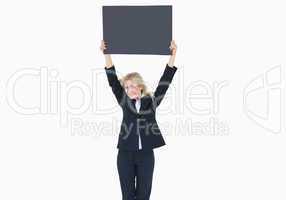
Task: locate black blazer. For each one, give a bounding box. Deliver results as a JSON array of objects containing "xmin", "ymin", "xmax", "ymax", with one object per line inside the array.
[{"xmin": 104, "ymin": 64, "xmax": 178, "ymax": 151}]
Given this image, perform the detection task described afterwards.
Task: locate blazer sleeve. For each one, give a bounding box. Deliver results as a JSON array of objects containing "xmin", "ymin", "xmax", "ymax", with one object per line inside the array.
[
  {"xmin": 104, "ymin": 65, "xmax": 126, "ymax": 106},
  {"xmin": 153, "ymin": 64, "xmax": 178, "ymax": 108}
]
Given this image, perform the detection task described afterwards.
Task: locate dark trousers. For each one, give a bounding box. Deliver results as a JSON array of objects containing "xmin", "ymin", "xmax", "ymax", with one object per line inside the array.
[{"xmin": 117, "ymin": 149, "xmax": 155, "ymax": 200}]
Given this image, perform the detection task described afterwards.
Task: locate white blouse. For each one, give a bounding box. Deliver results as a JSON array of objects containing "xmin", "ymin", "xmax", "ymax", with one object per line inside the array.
[{"xmin": 135, "ymin": 98, "xmax": 142, "ymax": 149}]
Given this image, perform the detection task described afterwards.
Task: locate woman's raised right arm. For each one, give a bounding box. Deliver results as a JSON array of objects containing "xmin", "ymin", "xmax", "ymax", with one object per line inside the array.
[
  {"xmin": 100, "ymin": 40, "xmax": 113, "ymax": 68},
  {"xmin": 100, "ymin": 40, "xmax": 126, "ymax": 106}
]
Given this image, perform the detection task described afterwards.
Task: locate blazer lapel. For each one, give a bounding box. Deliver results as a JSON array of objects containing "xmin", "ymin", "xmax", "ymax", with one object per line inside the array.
[{"xmin": 129, "ymin": 95, "xmax": 152, "ymax": 114}]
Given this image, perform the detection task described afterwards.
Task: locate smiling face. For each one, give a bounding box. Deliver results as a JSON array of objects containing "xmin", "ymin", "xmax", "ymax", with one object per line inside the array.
[{"xmin": 124, "ymin": 79, "xmax": 142, "ymax": 99}]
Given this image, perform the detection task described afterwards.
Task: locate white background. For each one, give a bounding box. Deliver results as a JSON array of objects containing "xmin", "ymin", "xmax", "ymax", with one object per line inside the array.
[{"xmin": 1, "ymin": 0, "xmax": 286, "ymax": 199}]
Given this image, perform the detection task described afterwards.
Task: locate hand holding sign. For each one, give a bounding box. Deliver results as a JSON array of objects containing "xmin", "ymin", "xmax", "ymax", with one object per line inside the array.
[{"xmin": 169, "ymin": 40, "xmax": 177, "ymax": 56}]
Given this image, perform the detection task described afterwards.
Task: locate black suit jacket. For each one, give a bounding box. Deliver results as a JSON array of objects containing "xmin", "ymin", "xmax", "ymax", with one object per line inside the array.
[{"xmin": 104, "ymin": 64, "xmax": 178, "ymax": 151}]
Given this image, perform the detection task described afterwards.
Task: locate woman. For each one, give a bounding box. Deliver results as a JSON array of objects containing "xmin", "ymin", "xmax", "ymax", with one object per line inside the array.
[{"xmin": 100, "ymin": 40, "xmax": 178, "ymax": 200}]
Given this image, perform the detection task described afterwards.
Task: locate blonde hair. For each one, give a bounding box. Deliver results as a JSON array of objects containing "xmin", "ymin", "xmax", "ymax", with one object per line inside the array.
[{"xmin": 119, "ymin": 72, "xmax": 152, "ymax": 97}]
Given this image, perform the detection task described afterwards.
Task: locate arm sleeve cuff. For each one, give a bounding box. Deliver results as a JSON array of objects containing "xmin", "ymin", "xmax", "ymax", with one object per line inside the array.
[
  {"xmin": 165, "ymin": 64, "xmax": 178, "ymax": 77},
  {"xmin": 104, "ymin": 65, "xmax": 115, "ymax": 71}
]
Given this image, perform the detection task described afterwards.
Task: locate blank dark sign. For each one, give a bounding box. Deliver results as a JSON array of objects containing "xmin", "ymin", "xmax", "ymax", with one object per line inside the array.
[{"xmin": 102, "ymin": 5, "xmax": 172, "ymax": 55}]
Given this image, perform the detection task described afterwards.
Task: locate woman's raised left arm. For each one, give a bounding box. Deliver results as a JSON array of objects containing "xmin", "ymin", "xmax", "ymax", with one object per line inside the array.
[
  {"xmin": 167, "ymin": 40, "xmax": 178, "ymax": 67},
  {"xmin": 152, "ymin": 40, "xmax": 178, "ymax": 108}
]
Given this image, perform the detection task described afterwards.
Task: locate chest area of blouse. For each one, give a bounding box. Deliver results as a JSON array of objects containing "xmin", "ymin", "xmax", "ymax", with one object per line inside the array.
[{"xmin": 123, "ymin": 96, "xmax": 155, "ymax": 117}]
